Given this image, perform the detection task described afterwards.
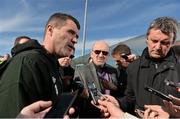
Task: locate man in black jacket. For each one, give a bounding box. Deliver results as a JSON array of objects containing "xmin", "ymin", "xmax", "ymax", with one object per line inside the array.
[
  {"xmin": 96, "ymin": 17, "xmax": 180, "ymax": 118},
  {"xmin": 118, "ymin": 17, "xmax": 180, "ymax": 117},
  {"xmin": 120, "ymin": 17, "xmax": 180, "ymax": 117},
  {"xmin": 0, "ymin": 12, "xmax": 80, "ymax": 117}
]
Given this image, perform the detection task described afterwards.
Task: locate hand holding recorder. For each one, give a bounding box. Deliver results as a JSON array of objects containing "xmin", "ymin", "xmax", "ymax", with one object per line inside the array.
[{"xmin": 87, "ymin": 82, "xmax": 107, "ymax": 105}]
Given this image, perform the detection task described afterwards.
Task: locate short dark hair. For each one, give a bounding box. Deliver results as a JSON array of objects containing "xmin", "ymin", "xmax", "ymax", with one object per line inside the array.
[
  {"xmin": 111, "ymin": 43, "xmax": 131, "ymax": 56},
  {"xmin": 45, "ymin": 12, "xmax": 80, "ymax": 32},
  {"xmin": 146, "ymin": 17, "xmax": 179, "ymax": 42},
  {"xmin": 14, "ymin": 36, "xmax": 31, "ymax": 46}
]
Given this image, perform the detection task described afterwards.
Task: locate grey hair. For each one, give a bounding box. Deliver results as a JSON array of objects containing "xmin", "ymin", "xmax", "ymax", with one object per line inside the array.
[{"xmin": 146, "ymin": 17, "xmax": 179, "ymax": 42}]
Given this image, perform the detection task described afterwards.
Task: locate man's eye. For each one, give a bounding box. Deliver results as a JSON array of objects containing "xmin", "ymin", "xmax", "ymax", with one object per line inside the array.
[
  {"xmin": 116, "ymin": 60, "xmax": 120, "ymax": 63},
  {"xmin": 161, "ymin": 42, "xmax": 170, "ymax": 45},
  {"xmin": 68, "ymin": 30, "xmax": 78, "ymax": 38},
  {"xmin": 151, "ymin": 40, "xmax": 158, "ymax": 43},
  {"xmin": 68, "ymin": 30, "xmax": 76, "ymax": 35}
]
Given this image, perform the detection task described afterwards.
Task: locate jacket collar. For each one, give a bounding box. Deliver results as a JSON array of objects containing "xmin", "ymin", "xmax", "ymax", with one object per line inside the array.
[{"xmin": 140, "ymin": 47, "xmax": 177, "ymax": 68}]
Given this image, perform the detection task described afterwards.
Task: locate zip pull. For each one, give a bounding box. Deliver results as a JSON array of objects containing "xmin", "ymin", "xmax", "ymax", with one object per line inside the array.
[{"xmin": 155, "ymin": 63, "xmax": 158, "ymax": 69}]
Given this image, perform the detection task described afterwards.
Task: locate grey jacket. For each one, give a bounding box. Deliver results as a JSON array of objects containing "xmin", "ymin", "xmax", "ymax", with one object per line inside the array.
[
  {"xmin": 73, "ymin": 62, "xmax": 119, "ymax": 118},
  {"xmin": 74, "ymin": 62, "xmax": 118, "ymax": 96}
]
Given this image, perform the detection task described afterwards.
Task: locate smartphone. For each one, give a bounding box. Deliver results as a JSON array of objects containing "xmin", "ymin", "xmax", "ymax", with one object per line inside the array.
[
  {"xmin": 87, "ymin": 82, "xmax": 106, "ymax": 105},
  {"xmin": 164, "ymin": 79, "xmax": 180, "ymax": 89},
  {"xmin": 121, "ymin": 53, "xmax": 128, "ymax": 60},
  {"xmin": 44, "ymin": 91, "xmax": 78, "ymax": 118},
  {"xmin": 144, "ymin": 86, "xmax": 172, "ymax": 101}
]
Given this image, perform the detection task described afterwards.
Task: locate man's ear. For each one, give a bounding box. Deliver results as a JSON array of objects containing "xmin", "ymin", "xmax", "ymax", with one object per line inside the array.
[
  {"xmin": 145, "ymin": 38, "xmax": 148, "ymax": 45},
  {"xmin": 90, "ymin": 52, "xmax": 92, "ymax": 57},
  {"xmin": 90, "ymin": 51, "xmax": 93, "ymax": 59},
  {"xmin": 46, "ymin": 25, "xmax": 54, "ymax": 37},
  {"xmin": 172, "ymin": 39, "xmax": 175, "ymax": 44}
]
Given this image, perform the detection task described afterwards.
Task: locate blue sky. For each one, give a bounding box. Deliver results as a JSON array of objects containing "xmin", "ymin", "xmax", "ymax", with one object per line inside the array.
[{"xmin": 0, "ymin": 0, "xmax": 180, "ymax": 57}]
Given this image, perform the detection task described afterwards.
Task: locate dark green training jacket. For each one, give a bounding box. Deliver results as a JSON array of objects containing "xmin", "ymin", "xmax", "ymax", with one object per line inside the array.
[{"xmin": 0, "ymin": 40, "xmax": 63, "ymax": 117}]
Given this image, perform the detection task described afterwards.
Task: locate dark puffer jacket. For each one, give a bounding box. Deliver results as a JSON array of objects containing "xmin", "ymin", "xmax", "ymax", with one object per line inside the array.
[{"xmin": 119, "ymin": 47, "xmax": 180, "ymax": 116}]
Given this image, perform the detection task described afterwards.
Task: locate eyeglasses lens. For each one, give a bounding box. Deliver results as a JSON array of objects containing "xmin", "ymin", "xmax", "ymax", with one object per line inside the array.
[{"xmin": 94, "ymin": 50, "xmax": 108, "ymax": 56}]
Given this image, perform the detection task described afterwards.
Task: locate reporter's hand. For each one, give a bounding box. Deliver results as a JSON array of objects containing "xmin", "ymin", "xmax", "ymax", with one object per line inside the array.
[
  {"xmin": 163, "ymin": 99, "xmax": 180, "ymax": 118},
  {"xmin": 127, "ymin": 54, "xmax": 138, "ymax": 62},
  {"xmin": 92, "ymin": 99, "xmax": 124, "ymax": 119},
  {"xmin": 91, "ymin": 95, "xmax": 122, "ymax": 119},
  {"xmin": 169, "ymin": 94, "xmax": 180, "ymax": 105},
  {"xmin": 17, "ymin": 100, "xmax": 52, "ymax": 118},
  {"xmin": 103, "ymin": 95, "xmax": 120, "ymax": 107},
  {"xmin": 143, "ymin": 105, "xmax": 169, "ymax": 119},
  {"xmin": 63, "ymin": 107, "xmax": 75, "ymax": 119},
  {"xmin": 102, "ymin": 80, "xmax": 118, "ymax": 91}
]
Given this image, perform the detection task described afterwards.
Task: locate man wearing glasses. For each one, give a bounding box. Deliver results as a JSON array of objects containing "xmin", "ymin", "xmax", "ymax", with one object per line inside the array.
[{"xmin": 73, "ymin": 40, "xmax": 119, "ymax": 118}]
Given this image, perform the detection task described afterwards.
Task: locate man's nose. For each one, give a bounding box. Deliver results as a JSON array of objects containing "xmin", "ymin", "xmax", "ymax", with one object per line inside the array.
[
  {"xmin": 99, "ymin": 52, "xmax": 104, "ymax": 56},
  {"xmin": 156, "ymin": 42, "xmax": 162, "ymax": 50},
  {"xmin": 72, "ymin": 37, "xmax": 78, "ymax": 44}
]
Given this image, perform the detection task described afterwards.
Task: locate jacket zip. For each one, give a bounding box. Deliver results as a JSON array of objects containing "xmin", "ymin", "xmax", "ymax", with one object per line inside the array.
[{"xmin": 155, "ymin": 63, "xmax": 158, "ymax": 69}]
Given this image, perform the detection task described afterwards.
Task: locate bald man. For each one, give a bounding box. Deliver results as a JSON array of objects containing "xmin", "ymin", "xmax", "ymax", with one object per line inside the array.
[{"xmin": 73, "ymin": 40, "xmax": 119, "ymax": 118}]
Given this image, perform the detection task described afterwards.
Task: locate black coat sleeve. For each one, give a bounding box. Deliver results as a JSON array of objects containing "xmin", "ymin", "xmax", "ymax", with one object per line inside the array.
[{"xmin": 118, "ymin": 61, "xmax": 137, "ymax": 113}]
